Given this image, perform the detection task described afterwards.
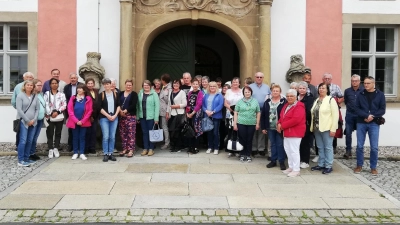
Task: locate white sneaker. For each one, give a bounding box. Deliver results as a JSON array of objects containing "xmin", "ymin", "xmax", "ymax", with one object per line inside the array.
[
  {"xmin": 53, "ymin": 148, "xmax": 60, "ymax": 158},
  {"xmin": 48, "ymin": 149, "xmax": 54, "ymax": 158},
  {"xmin": 300, "ymin": 162, "xmax": 310, "ymax": 169},
  {"xmin": 287, "ymin": 171, "xmax": 300, "ymax": 177},
  {"xmin": 206, "ymin": 149, "xmax": 212, "ymax": 154},
  {"xmin": 214, "ymin": 150, "xmax": 219, "ymax": 155},
  {"xmin": 80, "ymin": 154, "xmax": 87, "ymax": 160},
  {"xmin": 312, "ymin": 156, "xmax": 319, "ymax": 163},
  {"xmin": 71, "ymin": 154, "xmax": 78, "ymax": 160},
  {"xmin": 282, "ymin": 168, "xmax": 293, "ymax": 174}
]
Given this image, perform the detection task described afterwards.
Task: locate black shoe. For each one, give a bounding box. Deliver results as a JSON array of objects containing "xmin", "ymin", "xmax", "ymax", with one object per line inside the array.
[
  {"xmin": 68, "ymin": 145, "xmax": 73, "ymax": 152},
  {"xmin": 259, "ymin": 151, "xmax": 266, "ymax": 156},
  {"xmin": 279, "ymin": 163, "xmax": 286, "ymax": 170},
  {"xmin": 343, "ymin": 152, "xmax": 352, "ymax": 159},
  {"xmin": 108, "ymin": 154, "xmax": 117, "ymax": 161},
  {"xmin": 267, "ymin": 156, "xmax": 271, "ymax": 161},
  {"xmin": 103, "ymin": 155, "xmax": 108, "ymax": 162},
  {"xmin": 251, "ymin": 151, "xmax": 257, "ymax": 157},
  {"xmin": 322, "ymin": 167, "xmax": 333, "ymax": 174},
  {"xmin": 311, "ymin": 165, "xmax": 325, "ymax": 171},
  {"xmin": 88, "ymin": 149, "xmax": 96, "ymax": 154},
  {"xmin": 266, "ymin": 162, "xmax": 277, "ymax": 168},
  {"xmin": 29, "ymin": 154, "xmax": 40, "ymax": 161},
  {"xmin": 169, "ymin": 146, "xmax": 176, "ymax": 151}
]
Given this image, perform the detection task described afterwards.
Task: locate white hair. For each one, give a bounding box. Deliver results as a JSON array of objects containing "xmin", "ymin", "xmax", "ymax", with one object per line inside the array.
[
  {"xmin": 286, "ymin": 89, "xmax": 298, "ymax": 96},
  {"xmin": 323, "ymin": 73, "xmax": 332, "ymax": 79},
  {"xmin": 298, "ymin": 81, "xmax": 308, "ymax": 88},
  {"xmin": 69, "ymin": 72, "xmax": 77, "ymax": 78},
  {"xmin": 290, "ymin": 82, "xmax": 298, "ymax": 88},
  {"xmin": 23, "ymin": 72, "xmax": 34, "ymax": 78},
  {"xmin": 183, "ymin": 72, "xmax": 191, "ymax": 78},
  {"xmin": 351, "ymin": 74, "xmax": 361, "ymax": 80}
]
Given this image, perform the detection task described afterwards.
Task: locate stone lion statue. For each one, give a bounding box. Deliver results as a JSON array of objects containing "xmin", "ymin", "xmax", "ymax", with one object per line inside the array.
[{"xmin": 285, "ymin": 54, "xmax": 311, "ymax": 83}]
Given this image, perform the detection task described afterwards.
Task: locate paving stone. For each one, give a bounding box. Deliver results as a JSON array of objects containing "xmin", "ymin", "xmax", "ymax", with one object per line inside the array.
[
  {"xmin": 15, "ymin": 217, "xmax": 32, "ymax": 222},
  {"xmin": 270, "ymin": 217, "xmax": 285, "ymax": 223},
  {"xmin": 338, "ymin": 217, "xmax": 351, "ymax": 223},
  {"xmin": 144, "ymin": 209, "xmax": 158, "ymax": 216},
  {"xmin": 58, "ymin": 218, "xmax": 72, "ymax": 223},
  {"xmin": 33, "ymin": 210, "xmax": 46, "ymax": 217},
  {"xmin": 71, "ymin": 210, "xmax": 85, "ymax": 217},
  {"xmin": 300, "ymin": 218, "xmax": 312, "ymax": 223},
  {"xmin": 5, "ymin": 210, "xmax": 23, "ymax": 217},
  {"xmin": 21, "ymin": 210, "xmax": 34, "ymax": 217},
  {"xmin": 182, "ymin": 216, "xmax": 194, "ymax": 221},
  {"xmin": 108, "ymin": 210, "xmax": 118, "ymax": 216},
  {"xmin": 228, "ymin": 209, "xmax": 239, "ymax": 216},
  {"xmin": 96, "ymin": 210, "xmax": 108, "ymax": 217},
  {"xmin": 222, "ymin": 216, "xmax": 237, "ymax": 221},
  {"xmin": 316, "ymin": 210, "xmax": 330, "ymax": 217},
  {"xmin": 44, "ymin": 210, "xmax": 58, "ymax": 217},
  {"xmin": 364, "ymin": 217, "xmax": 379, "ymax": 222},
  {"xmin": 263, "ymin": 210, "xmax": 279, "ymax": 217},
  {"xmin": 85, "ymin": 216, "xmax": 98, "ymax": 222},
  {"xmin": 311, "ymin": 217, "xmax": 324, "ymax": 223},
  {"xmin": 29, "ymin": 218, "xmax": 42, "ymax": 223},
  {"xmin": 390, "ymin": 217, "xmax": 400, "ymax": 222},
  {"xmin": 58, "ymin": 210, "xmax": 72, "ymax": 217},
  {"xmin": 239, "ymin": 209, "xmax": 252, "ymax": 216},
  {"xmin": 130, "ymin": 209, "xmax": 144, "ymax": 216},
  {"xmin": 1, "ymin": 217, "xmax": 17, "ymax": 222},
  {"xmin": 203, "ymin": 210, "xmax": 215, "ymax": 216},
  {"xmin": 158, "ymin": 209, "xmax": 172, "ymax": 216},
  {"xmin": 289, "ymin": 210, "xmax": 303, "ymax": 217},
  {"xmin": 166, "ymin": 216, "xmax": 182, "ymax": 221},
  {"xmin": 70, "ymin": 217, "xmax": 86, "ymax": 223},
  {"xmin": 378, "ymin": 209, "xmax": 393, "ymax": 216},
  {"xmin": 172, "ymin": 209, "xmax": 188, "ymax": 216},
  {"xmin": 85, "ymin": 210, "xmax": 98, "ymax": 216},
  {"xmin": 324, "ymin": 217, "xmax": 338, "ymax": 223},
  {"xmin": 278, "ymin": 210, "xmax": 291, "ymax": 216},
  {"xmin": 238, "ymin": 216, "xmax": 254, "ymax": 222},
  {"xmin": 341, "ymin": 210, "xmax": 354, "ymax": 217},
  {"xmin": 380, "ymin": 218, "xmax": 393, "ymax": 222},
  {"xmin": 0, "ymin": 210, "xmax": 6, "ymax": 217},
  {"xmin": 365, "ymin": 209, "xmax": 380, "ymax": 217},
  {"xmin": 116, "ymin": 209, "xmax": 129, "ymax": 216},
  {"xmin": 389, "ymin": 209, "xmax": 400, "ymax": 216},
  {"xmin": 252, "ymin": 209, "xmax": 263, "ymax": 217},
  {"xmin": 328, "ymin": 210, "xmax": 342, "ymax": 217},
  {"xmin": 303, "ymin": 210, "xmax": 317, "ymax": 217},
  {"xmin": 353, "ymin": 209, "xmax": 367, "ymax": 217},
  {"xmin": 98, "ymin": 216, "xmax": 113, "ymax": 222},
  {"xmin": 125, "ymin": 216, "xmax": 141, "ymax": 221},
  {"xmin": 112, "ymin": 216, "xmax": 126, "ymax": 221},
  {"xmin": 216, "ymin": 209, "xmax": 229, "ymax": 216},
  {"xmin": 195, "ymin": 216, "xmax": 208, "ymax": 221},
  {"xmin": 43, "ymin": 217, "xmax": 60, "ymax": 222},
  {"xmin": 255, "ymin": 217, "xmax": 268, "ymax": 222},
  {"xmin": 209, "ymin": 216, "xmax": 222, "ymax": 221},
  {"xmin": 154, "ymin": 216, "xmax": 167, "ymax": 222},
  {"xmin": 189, "ymin": 210, "xmax": 202, "ymax": 216},
  {"xmin": 351, "ymin": 217, "xmax": 366, "ymax": 223},
  {"xmin": 284, "ymin": 217, "xmax": 299, "ymax": 222}
]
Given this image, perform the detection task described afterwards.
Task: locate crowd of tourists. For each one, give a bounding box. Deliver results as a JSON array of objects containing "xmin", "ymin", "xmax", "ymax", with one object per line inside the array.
[{"xmin": 12, "ymin": 70, "xmax": 386, "ymax": 177}]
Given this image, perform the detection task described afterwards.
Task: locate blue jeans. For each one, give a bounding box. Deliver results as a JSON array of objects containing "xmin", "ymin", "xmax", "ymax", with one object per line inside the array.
[
  {"xmin": 268, "ymin": 129, "xmax": 286, "ymax": 163},
  {"xmin": 30, "ymin": 119, "xmax": 43, "ymax": 156},
  {"xmin": 18, "ymin": 122, "xmax": 36, "ymax": 162},
  {"xmin": 238, "ymin": 124, "xmax": 256, "ymax": 157},
  {"xmin": 99, "ymin": 117, "xmax": 118, "ymax": 154},
  {"xmin": 72, "ymin": 126, "xmax": 87, "ymax": 154},
  {"xmin": 345, "ymin": 113, "xmax": 358, "ymax": 152},
  {"xmin": 356, "ymin": 122, "xmax": 379, "ymax": 169},
  {"xmin": 140, "ymin": 118, "xmax": 155, "ymax": 150},
  {"xmin": 314, "ymin": 129, "xmax": 334, "ymax": 168},
  {"xmin": 207, "ymin": 119, "xmax": 221, "ymax": 150}
]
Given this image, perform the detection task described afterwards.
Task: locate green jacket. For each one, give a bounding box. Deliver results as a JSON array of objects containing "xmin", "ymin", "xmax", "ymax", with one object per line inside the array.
[{"xmin": 137, "ymin": 89, "xmax": 160, "ymax": 121}]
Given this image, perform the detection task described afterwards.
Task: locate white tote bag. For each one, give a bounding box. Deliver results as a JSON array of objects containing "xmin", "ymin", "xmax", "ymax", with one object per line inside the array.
[
  {"xmin": 227, "ymin": 131, "xmax": 243, "ymax": 151},
  {"xmin": 149, "ymin": 124, "xmax": 163, "ymax": 142}
]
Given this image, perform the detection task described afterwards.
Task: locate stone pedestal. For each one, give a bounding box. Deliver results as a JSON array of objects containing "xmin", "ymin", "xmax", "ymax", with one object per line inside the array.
[
  {"xmin": 119, "ymin": 0, "xmax": 134, "ymax": 89},
  {"xmin": 258, "ymin": 0, "xmax": 273, "ymax": 85}
]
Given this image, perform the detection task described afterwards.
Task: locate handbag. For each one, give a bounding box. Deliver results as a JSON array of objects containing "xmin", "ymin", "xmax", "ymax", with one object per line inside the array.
[
  {"xmin": 201, "ymin": 116, "xmax": 214, "ymax": 132},
  {"xmin": 149, "ymin": 124, "xmax": 164, "ymax": 142},
  {"xmin": 13, "ymin": 94, "xmax": 36, "ymax": 133},
  {"xmin": 227, "ymin": 131, "xmax": 243, "ymax": 151},
  {"xmin": 50, "ymin": 113, "xmax": 65, "ymax": 122},
  {"xmin": 181, "ymin": 120, "xmax": 195, "ymax": 138},
  {"xmin": 168, "ymin": 109, "xmax": 185, "ymax": 132},
  {"xmin": 374, "ymin": 117, "xmax": 385, "ymax": 125}
]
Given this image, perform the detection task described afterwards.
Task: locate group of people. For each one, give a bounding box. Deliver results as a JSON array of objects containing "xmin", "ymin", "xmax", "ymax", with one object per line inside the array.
[{"xmin": 12, "ymin": 70, "xmax": 386, "ymax": 177}]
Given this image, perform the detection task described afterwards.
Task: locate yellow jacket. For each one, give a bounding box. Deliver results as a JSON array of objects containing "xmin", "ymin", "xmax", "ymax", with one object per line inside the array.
[{"xmin": 310, "ymin": 95, "xmax": 339, "ymax": 133}]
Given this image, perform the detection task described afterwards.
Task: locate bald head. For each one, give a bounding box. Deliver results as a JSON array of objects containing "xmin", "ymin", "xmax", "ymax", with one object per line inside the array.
[{"xmin": 254, "ymin": 72, "xmax": 264, "ymax": 85}]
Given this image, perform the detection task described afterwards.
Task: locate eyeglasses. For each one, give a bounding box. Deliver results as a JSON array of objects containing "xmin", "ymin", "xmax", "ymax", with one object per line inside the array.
[
  {"xmin": 351, "ymin": 80, "xmax": 360, "ymax": 82},
  {"xmin": 324, "ymin": 78, "xmax": 332, "ymax": 80},
  {"xmin": 364, "ymin": 82, "xmax": 372, "ymax": 85},
  {"xmin": 256, "ymin": 76, "xmax": 263, "ymax": 79}
]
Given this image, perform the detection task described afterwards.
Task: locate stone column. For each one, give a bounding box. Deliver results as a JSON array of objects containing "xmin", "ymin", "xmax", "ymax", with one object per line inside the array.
[
  {"xmin": 258, "ymin": 0, "xmax": 273, "ymax": 84},
  {"xmin": 119, "ymin": 0, "xmax": 134, "ymax": 89}
]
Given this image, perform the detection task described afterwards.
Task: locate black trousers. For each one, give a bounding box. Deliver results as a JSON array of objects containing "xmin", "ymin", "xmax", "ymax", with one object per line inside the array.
[
  {"xmin": 300, "ymin": 126, "xmax": 312, "ymax": 164},
  {"xmin": 46, "ymin": 121, "xmax": 63, "ymax": 149},
  {"xmin": 238, "ymin": 124, "xmax": 256, "ymax": 157}
]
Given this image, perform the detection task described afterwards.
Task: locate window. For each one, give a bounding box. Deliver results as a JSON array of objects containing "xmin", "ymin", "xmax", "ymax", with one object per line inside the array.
[
  {"xmin": 351, "ymin": 26, "xmax": 398, "ymax": 96},
  {"xmin": 0, "ymin": 23, "xmax": 28, "ymax": 95}
]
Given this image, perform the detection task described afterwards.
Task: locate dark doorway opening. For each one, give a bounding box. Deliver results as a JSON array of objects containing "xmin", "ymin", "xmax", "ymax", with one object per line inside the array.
[{"xmin": 147, "ymin": 25, "xmax": 239, "ymax": 83}]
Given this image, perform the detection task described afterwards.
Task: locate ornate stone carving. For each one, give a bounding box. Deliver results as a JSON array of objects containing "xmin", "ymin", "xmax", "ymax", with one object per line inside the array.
[
  {"xmin": 78, "ymin": 52, "xmax": 106, "ymax": 89},
  {"xmin": 136, "ymin": 0, "xmax": 255, "ymax": 18},
  {"xmin": 258, "ymin": 0, "xmax": 273, "ymax": 5},
  {"xmin": 285, "ymin": 54, "xmax": 311, "ymax": 83}
]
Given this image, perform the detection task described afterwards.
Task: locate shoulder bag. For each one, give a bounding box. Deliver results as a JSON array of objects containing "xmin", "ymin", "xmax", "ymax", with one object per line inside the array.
[
  {"xmin": 201, "ymin": 116, "xmax": 214, "ymax": 132},
  {"xmin": 149, "ymin": 123, "xmax": 163, "ymax": 142},
  {"xmin": 13, "ymin": 94, "xmax": 36, "ymax": 133},
  {"xmin": 227, "ymin": 131, "xmax": 243, "ymax": 151}
]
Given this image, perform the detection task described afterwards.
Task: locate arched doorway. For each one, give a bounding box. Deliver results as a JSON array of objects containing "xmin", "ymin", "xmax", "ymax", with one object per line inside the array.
[{"xmin": 147, "ymin": 25, "xmax": 239, "ymax": 82}]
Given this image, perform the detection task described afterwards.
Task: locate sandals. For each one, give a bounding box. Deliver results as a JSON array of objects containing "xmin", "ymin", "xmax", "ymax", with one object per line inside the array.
[
  {"xmin": 127, "ymin": 151, "xmax": 134, "ymax": 158},
  {"xmin": 119, "ymin": 150, "xmax": 128, "ymax": 157}
]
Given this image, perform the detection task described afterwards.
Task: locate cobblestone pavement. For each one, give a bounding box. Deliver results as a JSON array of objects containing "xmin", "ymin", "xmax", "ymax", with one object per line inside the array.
[
  {"xmin": 0, "ymin": 209, "xmax": 400, "ymax": 223},
  {"xmin": 338, "ymin": 159, "xmax": 400, "ymax": 201},
  {"xmin": 0, "ymin": 156, "xmax": 49, "ymax": 192}
]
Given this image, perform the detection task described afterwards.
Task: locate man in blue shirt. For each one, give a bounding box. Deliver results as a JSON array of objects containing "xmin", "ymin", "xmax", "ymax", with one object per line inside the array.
[
  {"xmin": 249, "ymin": 72, "xmax": 271, "ymax": 156},
  {"xmin": 343, "ymin": 74, "xmax": 363, "ymax": 159}
]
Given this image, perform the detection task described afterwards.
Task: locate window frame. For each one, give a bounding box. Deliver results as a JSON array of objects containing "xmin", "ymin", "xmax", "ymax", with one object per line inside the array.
[
  {"xmin": 352, "ymin": 25, "xmax": 398, "ymax": 97},
  {"xmin": 0, "ymin": 23, "xmax": 29, "ymax": 95}
]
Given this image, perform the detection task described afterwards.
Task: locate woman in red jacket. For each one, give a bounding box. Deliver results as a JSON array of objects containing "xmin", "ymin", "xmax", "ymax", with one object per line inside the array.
[
  {"xmin": 277, "ymin": 89, "xmax": 306, "ymax": 177},
  {"xmin": 66, "ymin": 84, "xmax": 93, "ymax": 160}
]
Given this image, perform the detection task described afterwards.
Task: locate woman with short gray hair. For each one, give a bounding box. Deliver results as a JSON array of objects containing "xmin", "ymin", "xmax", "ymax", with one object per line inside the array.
[
  {"xmin": 276, "ymin": 89, "xmax": 306, "ymax": 177},
  {"xmin": 290, "ymin": 82, "xmax": 299, "ymax": 90}
]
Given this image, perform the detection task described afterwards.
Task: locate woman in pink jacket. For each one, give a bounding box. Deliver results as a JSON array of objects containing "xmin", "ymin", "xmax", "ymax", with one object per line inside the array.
[
  {"xmin": 67, "ymin": 83, "xmax": 93, "ymax": 160},
  {"xmin": 277, "ymin": 89, "xmax": 306, "ymax": 177}
]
